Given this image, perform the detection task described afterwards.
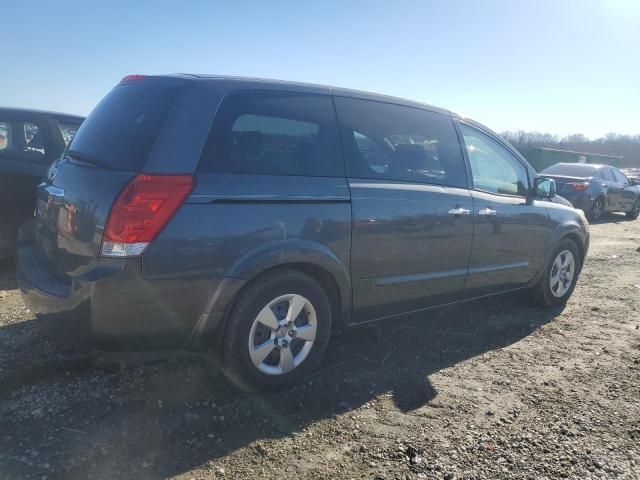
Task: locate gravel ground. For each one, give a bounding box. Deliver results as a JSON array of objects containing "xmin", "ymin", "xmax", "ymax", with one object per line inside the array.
[{"xmin": 1, "ymin": 216, "xmax": 639, "ymax": 480}]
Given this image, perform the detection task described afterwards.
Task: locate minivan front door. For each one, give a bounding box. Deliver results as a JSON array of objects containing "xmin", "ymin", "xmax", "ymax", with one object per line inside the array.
[
  {"xmin": 333, "ymin": 96, "xmax": 473, "ymax": 323},
  {"xmin": 459, "ymin": 122, "xmax": 550, "ymax": 296}
]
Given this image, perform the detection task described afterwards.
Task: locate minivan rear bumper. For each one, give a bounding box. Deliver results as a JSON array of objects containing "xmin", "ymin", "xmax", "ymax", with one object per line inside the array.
[{"xmin": 17, "ymin": 221, "xmax": 240, "ymax": 351}]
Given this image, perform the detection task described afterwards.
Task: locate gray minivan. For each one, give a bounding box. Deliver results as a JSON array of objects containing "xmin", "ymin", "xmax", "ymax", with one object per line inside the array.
[{"xmin": 17, "ymin": 75, "xmax": 589, "ymax": 390}]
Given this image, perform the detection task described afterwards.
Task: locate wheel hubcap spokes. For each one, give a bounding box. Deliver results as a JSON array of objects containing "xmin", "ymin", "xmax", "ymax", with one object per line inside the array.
[
  {"xmin": 248, "ymin": 294, "xmax": 317, "ymax": 375},
  {"xmin": 550, "ymin": 249, "xmax": 576, "ymax": 298},
  {"xmin": 593, "ymin": 201, "xmax": 602, "ymax": 219}
]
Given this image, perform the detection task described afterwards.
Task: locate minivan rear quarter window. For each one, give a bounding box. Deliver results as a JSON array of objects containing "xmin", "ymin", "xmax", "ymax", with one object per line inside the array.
[
  {"xmin": 334, "ymin": 97, "xmax": 467, "ymax": 188},
  {"xmin": 69, "ymin": 80, "xmax": 183, "ymax": 170},
  {"xmin": 198, "ymin": 91, "xmax": 342, "ymax": 177}
]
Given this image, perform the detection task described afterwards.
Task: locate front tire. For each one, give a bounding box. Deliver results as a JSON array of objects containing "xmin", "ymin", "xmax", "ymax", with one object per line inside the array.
[
  {"xmin": 626, "ymin": 199, "xmax": 640, "ymax": 220},
  {"xmin": 530, "ymin": 239, "xmax": 582, "ymax": 307},
  {"xmin": 221, "ymin": 269, "xmax": 332, "ymax": 391}
]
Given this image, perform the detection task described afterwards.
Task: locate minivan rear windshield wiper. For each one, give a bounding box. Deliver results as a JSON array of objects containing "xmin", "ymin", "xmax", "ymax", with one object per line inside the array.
[{"xmin": 68, "ymin": 150, "xmax": 116, "ymax": 169}]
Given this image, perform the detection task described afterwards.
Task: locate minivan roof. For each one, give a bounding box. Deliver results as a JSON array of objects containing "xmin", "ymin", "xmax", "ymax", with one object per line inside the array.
[
  {"xmin": 163, "ymin": 73, "xmax": 455, "ymax": 117},
  {"xmin": 0, "ymin": 106, "xmax": 85, "ymax": 122}
]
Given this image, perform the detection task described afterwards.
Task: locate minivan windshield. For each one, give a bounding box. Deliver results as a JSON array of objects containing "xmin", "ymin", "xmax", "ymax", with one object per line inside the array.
[{"xmin": 69, "ymin": 81, "xmax": 182, "ymax": 170}]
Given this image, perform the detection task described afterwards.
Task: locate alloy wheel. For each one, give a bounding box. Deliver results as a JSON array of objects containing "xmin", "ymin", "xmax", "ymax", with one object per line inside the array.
[
  {"xmin": 247, "ymin": 294, "xmax": 317, "ymax": 375},
  {"xmin": 550, "ymin": 249, "xmax": 576, "ymax": 298},
  {"xmin": 592, "ymin": 199, "xmax": 603, "ymax": 220}
]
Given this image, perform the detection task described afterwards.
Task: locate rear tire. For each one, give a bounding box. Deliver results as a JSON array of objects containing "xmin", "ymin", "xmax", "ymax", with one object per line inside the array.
[
  {"xmin": 530, "ymin": 239, "xmax": 582, "ymax": 308},
  {"xmin": 220, "ymin": 269, "xmax": 332, "ymax": 392},
  {"xmin": 626, "ymin": 199, "xmax": 640, "ymax": 220},
  {"xmin": 588, "ymin": 197, "xmax": 604, "ymax": 222}
]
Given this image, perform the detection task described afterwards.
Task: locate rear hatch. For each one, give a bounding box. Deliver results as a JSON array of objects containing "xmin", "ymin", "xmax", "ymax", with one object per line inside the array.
[{"xmin": 35, "ymin": 77, "xmax": 185, "ymax": 280}]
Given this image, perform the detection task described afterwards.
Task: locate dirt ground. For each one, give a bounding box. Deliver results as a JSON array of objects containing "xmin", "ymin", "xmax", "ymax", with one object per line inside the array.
[{"xmin": 1, "ymin": 216, "xmax": 639, "ymax": 480}]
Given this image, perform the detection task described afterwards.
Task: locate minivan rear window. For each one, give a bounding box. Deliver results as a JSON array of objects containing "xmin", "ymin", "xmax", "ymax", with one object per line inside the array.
[
  {"xmin": 542, "ymin": 163, "xmax": 597, "ymax": 177},
  {"xmin": 69, "ymin": 81, "xmax": 182, "ymax": 170}
]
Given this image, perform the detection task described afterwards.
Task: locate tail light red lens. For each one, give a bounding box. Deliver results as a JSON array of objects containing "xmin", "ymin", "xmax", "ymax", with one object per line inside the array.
[
  {"xmin": 568, "ymin": 182, "xmax": 589, "ymax": 191},
  {"xmin": 101, "ymin": 174, "xmax": 195, "ymax": 257},
  {"xmin": 120, "ymin": 74, "xmax": 147, "ymax": 84}
]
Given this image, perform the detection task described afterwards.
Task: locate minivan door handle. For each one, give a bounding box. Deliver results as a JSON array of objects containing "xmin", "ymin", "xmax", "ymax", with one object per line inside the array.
[
  {"xmin": 478, "ymin": 207, "xmax": 497, "ymax": 216},
  {"xmin": 448, "ymin": 207, "xmax": 471, "ymax": 216}
]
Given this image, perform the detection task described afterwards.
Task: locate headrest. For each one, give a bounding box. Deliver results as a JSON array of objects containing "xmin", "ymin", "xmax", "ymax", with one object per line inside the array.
[{"xmin": 393, "ymin": 143, "xmax": 427, "ymax": 171}]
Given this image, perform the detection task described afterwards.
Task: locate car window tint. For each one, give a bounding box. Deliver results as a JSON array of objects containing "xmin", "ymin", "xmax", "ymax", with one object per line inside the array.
[
  {"xmin": 542, "ymin": 163, "xmax": 597, "ymax": 177},
  {"xmin": 461, "ymin": 124, "xmax": 528, "ymax": 196},
  {"xmin": 24, "ymin": 123, "xmax": 45, "ymax": 154},
  {"xmin": 0, "ymin": 119, "xmax": 46, "ymax": 162},
  {"xmin": 56, "ymin": 120, "xmax": 82, "ymax": 146},
  {"xmin": 199, "ymin": 91, "xmax": 342, "ymax": 177},
  {"xmin": 602, "ymin": 168, "xmax": 615, "ymax": 182},
  {"xmin": 334, "ymin": 97, "xmax": 467, "ymax": 187},
  {"xmin": 70, "ymin": 81, "xmax": 183, "ymax": 170},
  {"xmin": 612, "ymin": 169, "xmax": 627, "ymax": 183},
  {"xmin": 0, "ymin": 122, "xmax": 8, "ymax": 151}
]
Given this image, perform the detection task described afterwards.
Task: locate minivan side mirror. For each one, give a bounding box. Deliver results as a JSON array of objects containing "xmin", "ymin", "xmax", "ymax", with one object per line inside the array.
[{"xmin": 533, "ymin": 177, "xmax": 556, "ymax": 199}]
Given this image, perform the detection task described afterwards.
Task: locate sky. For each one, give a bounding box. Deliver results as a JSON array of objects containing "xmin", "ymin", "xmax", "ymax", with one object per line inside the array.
[{"xmin": 2, "ymin": 0, "xmax": 639, "ymax": 139}]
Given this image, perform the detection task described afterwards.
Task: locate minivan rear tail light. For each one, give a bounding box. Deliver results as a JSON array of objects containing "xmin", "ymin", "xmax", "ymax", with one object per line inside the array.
[
  {"xmin": 120, "ymin": 74, "xmax": 147, "ymax": 84},
  {"xmin": 101, "ymin": 174, "xmax": 195, "ymax": 258},
  {"xmin": 567, "ymin": 181, "xmax": 589, "ymax": 191}
]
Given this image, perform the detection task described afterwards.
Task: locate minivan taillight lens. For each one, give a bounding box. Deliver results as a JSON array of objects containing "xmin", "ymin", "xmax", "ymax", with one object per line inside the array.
[{"xmin": 101, "ymin": 174, "xmax": 195, "ymax": 257}]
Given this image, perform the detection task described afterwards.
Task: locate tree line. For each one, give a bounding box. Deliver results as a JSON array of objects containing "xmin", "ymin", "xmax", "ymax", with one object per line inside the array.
[{"xmin": 501, "ymin": 131, "xmax": 640, "ymax": 166}]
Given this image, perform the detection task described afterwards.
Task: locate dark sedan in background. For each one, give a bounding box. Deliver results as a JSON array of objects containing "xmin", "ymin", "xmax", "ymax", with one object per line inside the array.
[
  {"xmin": 0, "ymin": 108, "xmax": 84, "ymax": 259},
  {"xmin": 541, "ymin": 163, "xmax": 640, "ymax": 221}
]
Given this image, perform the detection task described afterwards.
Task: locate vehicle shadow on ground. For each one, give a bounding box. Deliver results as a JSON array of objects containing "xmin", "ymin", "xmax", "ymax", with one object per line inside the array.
[
  {"xmin": 0, "ymin": 281, "xmax": 563, "ymax": 479},
  {"xmin": 0, "ymin": 257, "xmax": 16, "ymax": 290},
  {"xmin": 593, "ymin": 212, "xmax": 635, "ymax": 224}
]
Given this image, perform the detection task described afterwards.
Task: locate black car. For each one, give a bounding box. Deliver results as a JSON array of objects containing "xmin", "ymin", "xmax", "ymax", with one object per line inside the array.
[
  {"xmin": 0, "ymin": 108, "xmax": 84, "ymax": 258},
  {"xmin": 17, "ymin": 75, "xmax": 589, "ymax": 390},
  {"xmin": 541, "ymin": 163, "xmax": 640, "ymax": 221}
]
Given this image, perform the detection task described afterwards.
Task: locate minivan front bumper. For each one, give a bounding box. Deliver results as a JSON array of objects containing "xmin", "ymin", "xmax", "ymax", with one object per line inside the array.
[{"xmin": 17, "ymin": 221, "xmax": 239, "ymax": 351}]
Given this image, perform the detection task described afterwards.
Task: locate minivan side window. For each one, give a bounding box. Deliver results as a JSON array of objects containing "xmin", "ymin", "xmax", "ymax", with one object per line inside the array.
[
  {"xmin": 334, "ymin": 97, "xmax": 467, "ymax": 188},
  {"xmin": 602, "ymin": 168, "xmax": 615, "ymax": 182},
  {"xmin": 0, "ymin": 122, "xmax": 9, "ymax": 151},
  {"xmin": 460, "ymin": 124, "xmax": 529, "ymax": 196},
  {"xmin": 0, "ymin": 119, "xmax": 46, "ymax": 162},
  {"xmin": 56, "ymin": 120, "xmax": 82, "ymax": 146},
  {"xmin": 198, "ymin": 91, "xmax": 342, "ymax": 177}
]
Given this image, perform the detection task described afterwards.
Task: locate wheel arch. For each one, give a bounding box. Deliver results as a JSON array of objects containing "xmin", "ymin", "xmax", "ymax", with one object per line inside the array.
[
  {"xmin": 192, "ymin": 241, "xmax": 351, "ymax": 355},
  {"xmin": 234, "ymin": 260, "xmax": 346, "ymax": 329},
  {"xmin": 561, "ymin": 232, "xmax": 586, "ymax": 265},
  {"xmin": 530, "ymin": 221, "xmax": 587, "ymax": 287}
]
